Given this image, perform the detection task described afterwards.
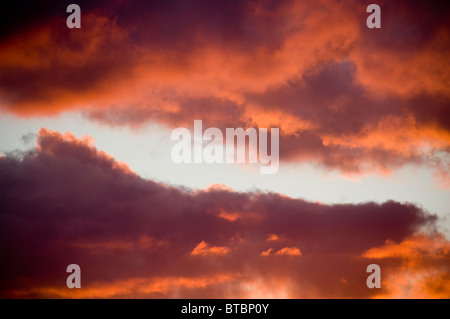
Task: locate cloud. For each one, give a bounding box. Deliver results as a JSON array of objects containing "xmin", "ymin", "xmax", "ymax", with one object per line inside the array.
[
  {"xmin": 363, "ymin": 233, "xmax": 450, "ymax": 298},
  {"xmin": 260, "ymin": 248, "xmax": 273, "ymax": 257},
  {"xmin": 8, "ymin": 274, "xmax": 237, "ymax": 299},
  {"xmin": 191, "ymin": 241, "xmax": 230, "ymax": 256},
  {"xmin": 261, "ymin": 247, "xmax": 303, "ymax": 257},
  {"xmin": 267, "ymin": 234, "xmax": 280, "ymax": 242},
  {"xmin": 0, "ymin": 0, "xmax": 448, "ymax": 178},
  {"xmin": 0, "ymin": 128, "xmax": 448, "ymax": 298},
  {"xmin": 275, "ymin": 247, "xmax": 302, "ymax": 256}
]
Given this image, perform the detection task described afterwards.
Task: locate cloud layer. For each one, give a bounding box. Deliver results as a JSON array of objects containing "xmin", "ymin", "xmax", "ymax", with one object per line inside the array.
[
  {"xmin": 0, "ymin": 0, "xmax": 449, "ymax": 178},
  {"xmin": 0, "ymin": 129, "xmax": 448, "ymax": 298}
]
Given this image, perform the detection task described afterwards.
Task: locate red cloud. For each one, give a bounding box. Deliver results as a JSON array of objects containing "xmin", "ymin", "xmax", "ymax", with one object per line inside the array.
[
  {"xmin": 260, "ymin": 247, "xmax": 303, "ymax": 257},
  {"xmin": 191, "ymin": 241, "xmax": 230, "ymax": 256},
  {"xmin": 363, "ymin": 233, "xmax": 450, "ymax": 298},
  {"xmin": 0, "ymin": 128, "xmax": 448, "ymax": 298},
  {"xmin": 275, "ymin": 247, "xmax": 302, "ymax": 256},
  {"xmin": 0, "ymin": 0, "xmax": 448, "ymax": 178},
  {"xmin": 37, "ymin": 128, "xmax": 134, "ymax": 175}
]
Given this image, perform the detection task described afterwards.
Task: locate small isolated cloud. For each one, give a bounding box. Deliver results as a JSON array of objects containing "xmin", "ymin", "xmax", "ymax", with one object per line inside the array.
[
  {"xmin": 267, "ymin": 234, "xmax": 280, "ymax": 242},
  {"xmin": 260, "ymin": 248, "xmax": 273, "ymax": 257},
  {"xmin": 191, "ymin": 241, "xmax": 230, "ymax": 257},
  {"xmin": 275, "ymin": 247, "xmax": 302, "ymax": 256}
]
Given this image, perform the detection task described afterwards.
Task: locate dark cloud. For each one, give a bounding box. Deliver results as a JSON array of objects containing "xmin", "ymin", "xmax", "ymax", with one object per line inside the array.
[
  {"xmin": 0, "ymin": 129, "xmax": 448, "ymax": 298},
  {"xmin": 0, "ymin": 1, "xmax": 113, "ymax": 41},
  {"xmin": 0, "ymin": 0, "xmax": 449, "ymax": 176}
]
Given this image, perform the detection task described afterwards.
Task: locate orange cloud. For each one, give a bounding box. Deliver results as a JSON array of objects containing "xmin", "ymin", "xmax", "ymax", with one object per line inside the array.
[
  {"xmin": 191, "ymin": 241, "xmax": 230, "ymax": 257},
  {"xmin": 363, "ymin": 233, "xmax": 450, "ymax": 261},
  {"xmin": 352, "ymin": 26, "xmax": 450, "ymax": 98},
  {"xmin": 275, "ymin": 247, "xmax": 302, "ymax": 256},
  {"xmin": 363, "ymin": 233, "xmax": 450, "ymax": 298},
  {"xmin": 260, "ymin": 247, "xmax": 302, "ymax": 257},
  {"xmin": 267, "ymin": 234, "xmax": 280, "ymax": 242},
  {"xmin": 260, "ymin": 248, "xmax": 273, "ymax": 257},
  {"xmin": 0, "ymin": 1, "xmax": 449, "ymax": 179},
  {"xmin": 8, "ymin": 274, "xmax": 237, "ymax": 299}
]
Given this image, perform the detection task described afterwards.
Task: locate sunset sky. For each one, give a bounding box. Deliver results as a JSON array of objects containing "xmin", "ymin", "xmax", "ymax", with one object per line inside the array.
[{"xmin": 0, "ymin": 0, "xmax": 449, "ymax": 298}]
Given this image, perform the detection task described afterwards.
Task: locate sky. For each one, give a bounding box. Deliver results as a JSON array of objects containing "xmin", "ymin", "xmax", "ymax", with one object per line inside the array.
[{"xmin": 0, "ymin": 0, "xmax": 449, "ymax": 298}]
